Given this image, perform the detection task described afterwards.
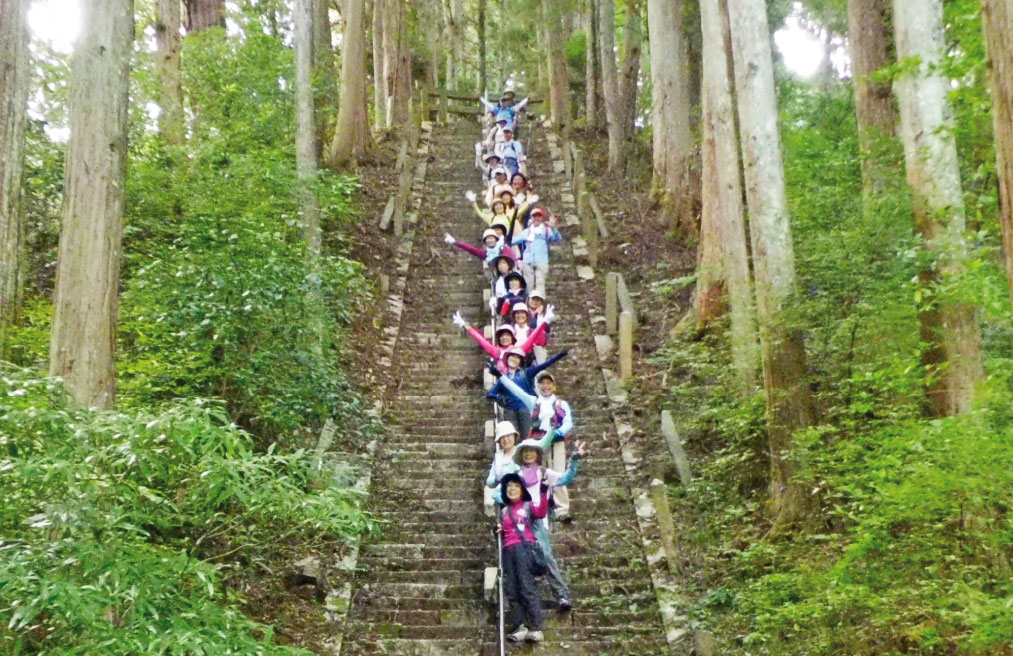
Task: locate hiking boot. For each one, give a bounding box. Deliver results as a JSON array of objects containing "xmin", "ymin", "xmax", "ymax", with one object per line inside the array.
[
  {"xmin": 507, "ymin": 626, "xmax": 528, "ymax": 642},
  {"xmin": 553, "ymin": 510, "xmax": 572, "ymax": 523},
  {"xmin": 557, "ymin": 598, "xmax": 572, "ymax": 612},
  {"xmin": 525, "ymin": 630, "xmax": 543, "ymax": 643}
]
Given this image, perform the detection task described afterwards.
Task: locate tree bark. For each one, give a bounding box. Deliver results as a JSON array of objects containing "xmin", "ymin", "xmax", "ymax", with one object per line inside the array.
[
  {"xmin": 312, "ymin": 0, "xmax": 336, "ymax": 161},
  {"xmin": 295, "ymin": 0, "xmax": 321, "ymax": 251},
  {"xmin": 585, "ymin": 0, "xmax": 603, "ymax": 130},
  {"xmin": 618, "ymin": 0, "xmax": 643, "ymax": 136},
  {"xmin": 0, "ymin": 0, "xmax": 30, "ymax": 358},
  {"xmin": 728, "ymin": 0, "xmax": 813, "ymax": 526},
  {"xmin": 184, "ymin": 0, "xmax": 223, "ymax": 32},
  {"xmin": 598, "ymin": 0, "xmax": 624, "ymax": 171},
  {"xmin": 372, "ymin": 0, "xmax": 386, "ymax": 132},
  {"xmin": 982, "ymin": 0, "xmax": 1013, "ymax": 311},
  {"xmin": 155, "ymin": 0, "xmax": 184, "ymax": 144},
  {"xmin": 330, "ymin": 0, "xmax": 371, "ymax": 168},
  {"xmin": 449, "ymin": 0, "xmax": 463, "ymax": 91},
  {"xmin": 543, "ymin": 0, "xmax": 570, "ymax": 130},
  {"xmin": 847, "ymin": 0, "xmax": 895, "ymax": 205},
  {"xmin": 694, "ymin": 0, "xmax": 757, "ymax": 393},
  {"xmin": 478, "ymin": 0, "xmax": 488, "ymax": 96},
  {"xmin": 894, "ymin": 0, "xmax": 983, "ymax": 416},
  {"xmin": 381, "ymin": 0, "xmax": 412, "ymax": 132},
  {"xmin": 648, "ymin": 0, "xmax": 694, "ymax": 238},
  {"xmin": 50, "ymin": 0, "xmax": 133, "ymax": 409}
]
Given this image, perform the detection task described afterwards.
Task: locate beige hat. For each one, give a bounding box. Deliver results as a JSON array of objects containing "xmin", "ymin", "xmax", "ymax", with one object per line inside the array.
[{"xmin": 495, "ymin": 420, "xmax": 519, "ymax": 442}]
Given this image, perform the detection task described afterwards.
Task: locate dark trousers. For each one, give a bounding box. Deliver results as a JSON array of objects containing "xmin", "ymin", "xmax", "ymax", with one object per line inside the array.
[
  {"xmin": 503, "ymin": 543, "xmax": 543, "ymax": 631},
  {"xmin": 501, "ymin": 406, "xmax": 532, "ymax": 440}
]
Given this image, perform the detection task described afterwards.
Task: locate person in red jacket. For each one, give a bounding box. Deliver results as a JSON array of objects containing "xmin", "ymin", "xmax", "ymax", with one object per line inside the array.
[
  {"xmin": 451, "ymin": 306, "xmax": 556, "ymax": 373},
  {"xmin": 497, "ymin": 472, "xmax": 548, "ymax": 643}
]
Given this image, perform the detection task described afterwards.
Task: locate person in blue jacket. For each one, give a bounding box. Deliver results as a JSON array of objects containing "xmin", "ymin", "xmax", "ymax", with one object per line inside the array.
[
  {"xmin": 487, "ymin": 347, "xmax": 568, "ymax": 441},
  {"xmin": 512, "ymin": 208, "xmax": 562, "ymax": 293}
]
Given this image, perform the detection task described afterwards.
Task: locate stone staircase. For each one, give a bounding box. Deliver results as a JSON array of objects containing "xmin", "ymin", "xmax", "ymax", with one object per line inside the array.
[{"xmin": 339, "ymin": 121, "xmax": 671, "ymax": 655}]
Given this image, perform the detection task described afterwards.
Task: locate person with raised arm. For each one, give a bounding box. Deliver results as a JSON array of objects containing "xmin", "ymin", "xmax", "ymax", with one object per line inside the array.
[{"xmin": 451, "ymin": 305, "xmax": 555, "ymax": 374}]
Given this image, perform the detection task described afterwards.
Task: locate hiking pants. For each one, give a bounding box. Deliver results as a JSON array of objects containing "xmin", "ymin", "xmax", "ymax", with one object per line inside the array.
[
  {"xmin": 502, "ymin": 406, "xmax": 533, "ymax": 441},
  {"xmin": 502, "ymin": 543, "xmax": 543, "ymax": 631},
  {"xmin": 504, "ymin": 157, "xmax": 520, "ymax": 178},
  {"xmin": 522, "ymin": 261, "xmax": 549, "ymax": 294},
  {"xmin": 545, "ymin": 439, "xmax": 569, "ymax": 514},
  {"xmin": 533, "ymin": 520, "xmax": 570, "ymax": 602}
]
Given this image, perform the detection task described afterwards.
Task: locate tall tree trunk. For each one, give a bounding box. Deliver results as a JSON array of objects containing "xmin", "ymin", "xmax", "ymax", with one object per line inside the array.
[
  {"xmin": 50, "ymin": 0, "xmax": 133, "ymax": 409},
  {"xmin": 598, "ymin": 0, "xmax": 624, "ymax": 171},
  {"xmin": 155, "ymin": 0, "xmax": 184, "ymax": 144},
  {"xmin": 382, "ymin": 0, "xmax": 412, "ymax": 132},
  {"xmin": 696, "ymin": 0, "xmax": 756, "ymax": 390},
  {"xmin": 728, "ymin": 0, "xmax": 813, "ymax": 527},
  {"xmin": 543, "ymin": 0, "xmax": 570, "ymax": 130},
  {"xmin": 330, "ymin": 0, "xmax": 371, "ymax": 168},
  {"xmin": 982, "ymin": 0, "xmax": 1013, "ymax": 311},
  {"xmin": 847, "ymin": 0, "xmax": 895, "ymax": 207},
  {"xmin": 372, "ymin": 0, "xmax": 386, "ymax": 132},
  {"xmin": 618, "ymin": 0, "xmax": 642, "ymax": 136},
  {"xmin": 0, "ymin": 0, "xmax": 30, "ymax": 358},
  {"xmin": 312, "ymin": 0, "xmax": 336, "ymax": 161},
  {"xmin": 295, "ymin": 0, "xmax": 321, "ymax": 252},
  {"xmin": 449, "ymin": 0, "xmax": 463, "ymax": 91},
  {"xmin": 585, "ymin": 0, "xmax": 603, "ymax": 130},
  {"xmin": 184, "ymin": 0, "xmax": 223, "ymax": 32},
  {"xmin": 648, "ymin": 0, "xmax": 694, "ymax": 238},
  {"xmin": 478, "ymin": 0, "xmax": 488, "ymax": 96},
  {"xmin": 895, "ymin": 0, "xmax": 983, "ymax": 416}
]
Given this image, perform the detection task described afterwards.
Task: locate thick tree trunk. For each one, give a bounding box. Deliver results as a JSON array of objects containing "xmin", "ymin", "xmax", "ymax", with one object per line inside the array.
[
  {"xmin": 598, "ymin": 0, "xmax": 624, "ymax": 171},
  {"xmin": 728, "ymin": 0, "xmax": 813, "ymax": 527},
  {"xmin": 698, "ymin": 0, "xmax": 756, "ymax": 391},
  {"xmin": 50, "ymin": 0, "xmax": 133, "ymax": 409},
  {"xmin": 155, "ymin": 0, "xmax": 184, "ymax": 144},
  {"xmin": 330, "ymin": 0, "xmax": 371, "ymax": 168},
  {"xmin": 618, "ymin": 0, "xmax": 642, "ymax": 137},
  {"xmin": 312, "ymin": 0, "xmax": 336, "ymax": 160},
  {"xmin": 543, "ymin": 0, "xmax": 570, "ymax": 130},
  {"xmin": 184, "ymin": 0, "xmax": 223, "ymax": 32},
  {"xmin": 0, "ymin": 0, "xmax": 30, "ymax": 357},
  {"xmin": 449, "ymin": 0, "xmax": 463, "ymax": 91},
  {"xmin": 894, "ymin": 0, "xmax": 983, "ymax": 416},
  {"xmin": 585, "ymin": 0, "xmax": 603, "ymax": 130},
  {"xmin": 372, "ymin": 0, "xmax": 386, "ymax": 132},
  {"xmin": 847, "ymin": 0, "xmax": 895, "ymax": 204},
  {"xmin": 648, "ymin": 0, "xmax": 694, "ymax": 238},
  {"xmin": 982, "ymin": 0, "xmax": 1013, "ymax": 311},
  {"xmin": 381, "ymin": 0, "xmax": 412, "ymax": 132}
]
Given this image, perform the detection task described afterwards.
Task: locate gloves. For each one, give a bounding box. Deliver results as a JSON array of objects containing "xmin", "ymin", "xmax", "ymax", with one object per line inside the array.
[
  {"xmin": 444, "ymin": 233, "xmax": 456, "ymax": 244},
  {"xmin": 543, "ymin": 305, "xmax": 557, "ymax": 324},
  {"xmin": 452, "ymin": 311, "xmax": 467, "ymax": 328},
  {"xmin": 487, "ymin": 361, "xmax": 502, "ymax": 377},
  {"xmin": 488, "ymin": 295, "xmax": 498, "ymax": 312},
  {"xmin": 465, "ymin": 190, "xmax": 477, "ymax": 202}
]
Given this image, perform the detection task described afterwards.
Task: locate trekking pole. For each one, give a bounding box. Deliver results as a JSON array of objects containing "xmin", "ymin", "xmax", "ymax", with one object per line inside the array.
[{"xmin": 497, "ymin": 519, "xmax": 506, "ymax": 656}]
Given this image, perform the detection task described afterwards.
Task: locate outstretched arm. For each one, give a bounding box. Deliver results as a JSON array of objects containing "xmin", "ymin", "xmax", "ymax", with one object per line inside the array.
[
  {"xmin": 554, "ymin": 454, "xmax": 581, "ymax": 487},
  {"xmin": 479, "ymin": 96, "xmax": 496, "ymax": 112},
  {"xmin": 497, "ymin": 374, "xmax": 537, "ymax": 410},
  {"xmin": 515, "ymin": 97, "xmax": 530, "ymax": 112},
  {"xmin": 518, "ymin": 320, "xmax": 549, "ymax": 353},
  {"xmin": 451, "ymin": 239, "xmax": 486, "ymax": 259},
  {"xmin": 464, "ymin": 324, "xmax": 500, "ymax": 358},
  {"xmin": 526, "ymin": 349, "xmax": 568, "ymax": 382}
]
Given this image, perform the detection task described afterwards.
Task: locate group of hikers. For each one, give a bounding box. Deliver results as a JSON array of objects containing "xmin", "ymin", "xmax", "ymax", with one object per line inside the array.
[{"xmin": 441, "ymin": 90, "xmax": 589, "ymax": 646}]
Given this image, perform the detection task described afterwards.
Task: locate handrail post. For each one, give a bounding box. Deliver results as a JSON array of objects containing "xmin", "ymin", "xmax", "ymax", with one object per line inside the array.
[
  {"xmin": 619, "ymin": 310, "xmax": 634, "ymax": 382},
  {"xmin": 606, "ymin": 272, "xmax": 618, "ymax": 336}
]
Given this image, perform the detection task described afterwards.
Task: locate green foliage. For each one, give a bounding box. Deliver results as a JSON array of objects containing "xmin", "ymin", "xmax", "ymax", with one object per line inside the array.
[
  {"xmin": 0, "ymin": 373, "xmax": 374, "ymax": 655},
  {"xmin": 118, "ymin": 29, "xmax": 368, "ymax": 437}
]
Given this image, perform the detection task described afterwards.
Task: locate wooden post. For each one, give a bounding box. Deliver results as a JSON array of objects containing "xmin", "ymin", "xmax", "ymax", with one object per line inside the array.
[
  {"xmin": 577, "ymin": 189, "xmax": 588, "ymax": 227},
  {"xmin": 562, "ymin": 139, "xmax": 573, "ymax": 181},
  {"xmin": 660, "ymin": 410, "xmax": 692, "ymax": 486},
  {"xmin": 619, "ymin": 310, "xmax": 633, "ymax": 381},
  {"xmin": 606, "ymin": 272, "xmax": 618, "ymax": 336},
  {"xmin": 420, "ymin": 87, "xmax": 429, "ymax": 122},
  {"xmin": 648, "ymin": 478, "xmax": 680, "ymax": 576},
  {"xmin": 586, "ymin": 201, "xmax": 599, "ymax": 268}
]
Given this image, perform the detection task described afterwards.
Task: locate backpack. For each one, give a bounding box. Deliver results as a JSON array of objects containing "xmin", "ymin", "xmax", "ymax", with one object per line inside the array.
[{"xmin": 531, "ymin": 398, "xmax": 566, "ymax": 435}]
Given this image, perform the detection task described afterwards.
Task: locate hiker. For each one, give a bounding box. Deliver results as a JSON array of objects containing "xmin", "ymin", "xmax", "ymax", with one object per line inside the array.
[
  {"xmin": 512, "ymin": 208, "xmax": 562, "ymax": 293},
  {"xmin": 486, "ymin": 346, "xmax": 569, "ymax": 441},
  {"xmin": 480, "ymin": 151, "xmax": 502, "ymax": 184},
  {"xmin": 451, "ymin": 305, "xmax": 555, "ymax": 374},
  {"xmin": 486, "ymin": 420, "xmax": 523, "ymax": 488},
  {"xmin": 527, "ymin": 289, "xmax": 551, "ymax": 364},
  {"xmin": 484, "ymin": 117, "xmax": 511, "ymax": 151},
  {"xmin": 495, "ymin": 126, "xmax": 525, "ymax": 177},
  {"xmin": 509, "ymin": 302, "xmax": 535, "ymax": 345},
  {"xmin": 510, "ymin": 173, "xmax": 538, "ymax": 209},
  {"xmin": 492, "ymin": 372, "xmax": 575, "ymax": 522},
  {"xmin": 480, "ymin": 92, "xmax": 530, "ymax": 128},
  {"xmin": 493, "ymin": 436, "xmax": 587, "ymax": 613},
  {"xmin": 467, "ymin": 193, "xmax": 511, "ymax": 230},
  {"xmin": 496, "ymin": 270, "xmax": 527, "ymax": 316},
  {"xmin": 497, "ymin": 471, "xmax": 547, "ymax": 643},
  {"xmin": 488, "ymin": 252, "xmax": 518, "ymax": 302},
  {"xmin": 444, "ymin": 229, "xmax": 516, "ymax": 281}
]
